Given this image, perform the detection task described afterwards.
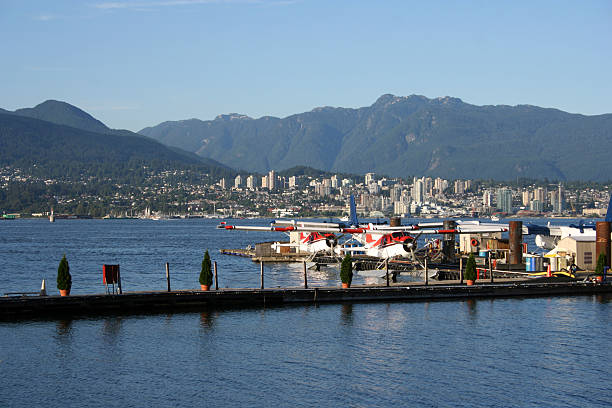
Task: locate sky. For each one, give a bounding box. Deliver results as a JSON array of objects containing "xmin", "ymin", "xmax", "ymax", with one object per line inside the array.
[{"xmin": 1, "ymin": 0, "xmax": 611, "ymax": 131}]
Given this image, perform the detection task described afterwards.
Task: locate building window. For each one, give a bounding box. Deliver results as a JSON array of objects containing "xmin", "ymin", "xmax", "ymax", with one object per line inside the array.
[{"xmin": 584, "ymin": 252, "xmax": 593, "ymax": 265}]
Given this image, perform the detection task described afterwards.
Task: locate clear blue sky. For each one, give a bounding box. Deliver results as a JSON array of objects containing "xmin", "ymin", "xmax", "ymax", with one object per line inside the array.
[{"xmin": 1, "ymin": 0, "xmax": 611, "ymax": 131}]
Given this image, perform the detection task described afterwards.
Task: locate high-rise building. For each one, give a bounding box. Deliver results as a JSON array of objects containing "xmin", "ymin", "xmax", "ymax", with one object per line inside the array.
[
  {"xmin": 261, "ymin": 175, "xmax": 268, "ymax": 189},
  {"xmin": 522, "ymin": 190, "xmax": 531, "ymax": 206},
  {"xmin": 365, "ymin": 173, "xmax": 375, "ymax": 186},
  {"xmin": 330, "ymin": 175, "xmax": 338, "ymax": 189},
  {"xmin": 496, "ymin": 188, "xmax": 512, "ymax": 213},
  {"xmin": 268, "ymin": 170, "xmax": 276, "ymax": 190},
  {"xmin": 234, "ymin": 175, "xmax": 242, "ymax": 189},
  {"xmin": 246, "ymin": 175, "xmax": 255, "ymax": 189},
  {"xmin": 412, "ymin": 177, "xmax": 424, "ymax": 204},
  {"xmin": 482, "ymin": 190, "xmax": 492, "ymax": 207},
  {"xmin": 288, "ymin": 176, "xmax": 297, "ymax": 188},
  {"xmin": 454, "ymin": 180, "xmax": 465, "ymax": 195}
]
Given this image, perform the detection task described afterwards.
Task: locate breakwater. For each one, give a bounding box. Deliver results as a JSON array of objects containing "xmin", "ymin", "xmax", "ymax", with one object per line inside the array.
[{"xmin": 2, "ymin": 281, "xmax": 610, "ymax": 319}]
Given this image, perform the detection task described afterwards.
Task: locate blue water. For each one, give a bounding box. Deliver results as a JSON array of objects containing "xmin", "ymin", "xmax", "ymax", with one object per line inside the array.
[{"xmin": 1, "ymin": 218, "xmax": 611, "ymax": 407}]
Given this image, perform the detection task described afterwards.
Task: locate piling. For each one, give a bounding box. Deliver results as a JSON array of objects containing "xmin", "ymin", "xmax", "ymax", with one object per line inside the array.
[
  {"xmin": 509, "ymin": 221, "xmax": 523, "ymax": 265},
  {"xmin": 385, "ymin": 258, "xmax": 389, "ymax": 287},
  {"xmin": 390, "ymin": 216, "xmax": 401, "ymax": 227},
  {"xmin": 489, "ymin": 252, "xmax": 494, "ymax": 283},
  {"xmin": 596, "ymin": 221, "xmax": 611, "ymax": 268},
  {"xmin": 303, "ymin": 261, "xmax": 308, "ymax": 289},
  {"xmin": 442, "ymin": 220, "xmax": 456, "ymax": 262},
  {"xmin": 459, "ymin": 257, "xmax": 463, "ymax": 284},
  {"xmin": 424, "ymin": 257, "xmax": 429, "ymax": 286},
  {"xmin": 165, "ymin": 263, "xmax": 171, "ymax": 292},
  {"xmin": 214, "ymin": 261, "xmax": 218, "ymax": 290},
  {"xmin": 260, "ymin": 261, "xmax": 264, "ymax": 289}
]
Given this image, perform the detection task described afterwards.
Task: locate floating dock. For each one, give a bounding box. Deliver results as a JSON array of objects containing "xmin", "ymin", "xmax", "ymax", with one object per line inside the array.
[{"xmin": 2, "ymin": 281, "xmax": 610, "ymax": 319}]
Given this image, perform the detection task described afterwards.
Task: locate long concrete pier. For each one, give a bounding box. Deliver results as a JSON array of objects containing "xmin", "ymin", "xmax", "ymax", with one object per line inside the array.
[{"xmin": 2, "ymin": 281, "xmax": 611, "ymax": 319}]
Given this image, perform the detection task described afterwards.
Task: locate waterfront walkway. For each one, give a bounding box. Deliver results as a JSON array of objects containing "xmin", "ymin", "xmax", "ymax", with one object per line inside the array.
[{"xmin": 2, "ymin": 280, "xmax": 611, "ymax": 319}]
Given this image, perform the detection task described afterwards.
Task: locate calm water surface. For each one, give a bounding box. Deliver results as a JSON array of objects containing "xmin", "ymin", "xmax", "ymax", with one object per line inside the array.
[{"xmin": 1, "ymin": 219, "xmax": 611, "ymax": 407}]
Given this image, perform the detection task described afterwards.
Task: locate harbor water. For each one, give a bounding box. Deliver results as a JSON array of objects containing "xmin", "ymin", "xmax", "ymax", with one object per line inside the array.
[{"xmin": 1, "ymin": 218, "xmax": 611, "ymax": 407}]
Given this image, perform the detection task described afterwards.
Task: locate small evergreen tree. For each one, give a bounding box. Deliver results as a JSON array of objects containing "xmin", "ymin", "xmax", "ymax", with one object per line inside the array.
[
  {"xmin": 56, "ymin": 254, "xmax": 72, "ymax": 291},
  {"xmin": 199, "ymin": 250, "xmax": 213, "ymax": 286},
  {"xmin": 340, "ymin": 254, "xmax": 353, "ymax": 286},
  {"xmin": 594, "ymin": 253, "xmax": 606, "ymax": 277},
  {"xmin": 464, "ymin": 253, "xmax": 477, "ymax": 282}
]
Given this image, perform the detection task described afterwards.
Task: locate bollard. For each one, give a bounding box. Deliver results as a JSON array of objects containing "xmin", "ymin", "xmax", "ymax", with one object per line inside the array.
[
  {"xmin": 214, "ymin": 261, "xmax": 218, "ymax": 290},
  {"xmin": 166, "ymin": 262, "xmax": 171, "ymax": 292},
  {"xmin": 40, "ymin": 279, "xmax": 47, "ymax": 296},
  {"xmin": 260, "ymin": 261, "xmax": 264, "ymax": 289},
  {"xmin": 303, "ymin": 261, "xmax": 308, "ymax": 289}
]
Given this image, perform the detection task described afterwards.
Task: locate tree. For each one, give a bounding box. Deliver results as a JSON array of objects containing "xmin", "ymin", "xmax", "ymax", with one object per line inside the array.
[
  {"xmin": 594, "ymin": 253, "xmax": 606, "ymax": 277},
  {"xmin": 57, "ymin": 254, "xmax": 72, "ymax": 291},
  {"xmin": 199, "ymin": 250, "xmax": 213, "ymax": 287},
  {"xmin": 464, "ymin": 253, "xmax": 477, "ymax": 282},
  {"xmin": 340, "ymin": 254, "xmax": 353, "ymax": 287}
]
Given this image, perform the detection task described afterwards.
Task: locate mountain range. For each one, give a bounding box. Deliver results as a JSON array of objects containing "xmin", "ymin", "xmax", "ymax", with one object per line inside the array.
[
  {"xmin": 139, "ymin": 94, "xmax": 612, "ymax": 181},
  {"xmin": 2, "ymin": 96, "xmax": 612, "ymax": 182}
]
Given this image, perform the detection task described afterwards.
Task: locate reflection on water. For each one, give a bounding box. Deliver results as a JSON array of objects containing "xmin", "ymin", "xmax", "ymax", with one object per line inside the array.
[
  {"xmin": 340, "ymin": 303, "xmax": 353, "ymax": 325},
  {"xmin": 199, "ymin": 310, "xmax": 215, "ymax": 329},
  {"xmin": 1, "ymin": 297, "xmax": 611, "ymax": 407}
]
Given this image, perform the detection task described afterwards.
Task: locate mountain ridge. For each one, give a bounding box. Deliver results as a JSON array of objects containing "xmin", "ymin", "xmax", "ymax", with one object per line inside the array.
[{"xmin": 138, "ymin": 94, "xmax": 612, "ymax": 181}]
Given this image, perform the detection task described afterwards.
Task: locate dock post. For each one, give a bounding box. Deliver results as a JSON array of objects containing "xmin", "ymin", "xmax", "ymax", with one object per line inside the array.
[
  {"xmin": 459, "ymin": 257, "xmax": 463, "ymax": 284},
  {"xmin": 166, "ymin": 262, "xmax": 171, "ymax": 292},
  {"xmin": 260, "ymin": 261, "xmax": 264, "ymax": 289},
  {"xmin": 424, "ymin": 257, "xmax": 429, "ymax": 286},
  {"xmin": 303, "ymin": 261, "xmax": 308, "ymax": 289},
  {"xmin": 214, "ymin": 261, "xmax": 218, "ymax": 290},
  {"xmin": 489, "ymin": 252, "xmax": 494, "ymax": 283},
  {"xmin": 385, "ymin": 258, "xmax": 389, "ymax": 287},
  {"xmin": 117, "ymin": 265, "xmax": 122, "ymax": 294}
]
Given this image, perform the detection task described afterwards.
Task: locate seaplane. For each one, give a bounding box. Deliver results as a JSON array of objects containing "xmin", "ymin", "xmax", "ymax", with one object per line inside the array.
[{"xmin": 218, "ymin": 196, "xmax": 510, "ymax": 260}]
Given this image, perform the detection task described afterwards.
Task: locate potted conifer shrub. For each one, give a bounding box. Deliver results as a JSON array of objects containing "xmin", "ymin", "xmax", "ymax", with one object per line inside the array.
[
  {"xmin": 199, "ymin": 250, "xmax": 213, "ymax": 291},
  {"xmin": 340, "ymin": 253, "xmax": 353, "ymax": 288},
  {"xmin": 594, "ymin": 253, "xmax": 606, "ymax": 283},
  {"xmin": 464, "ymin": 253, "xmax": 477, "ymax": 286},
  {"xmin": 57, "ymin": 254, "xmax": 72, "ymax": 296}
]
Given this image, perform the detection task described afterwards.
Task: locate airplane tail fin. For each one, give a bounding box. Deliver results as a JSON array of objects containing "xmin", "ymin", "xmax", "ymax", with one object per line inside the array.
[
  {"xmin": 349, "ymin": 195, "xmax": 359, "ymax": 227},
  {"xmin": 605, "ymin": 193, "xmax": 612, "ymax": 222}
]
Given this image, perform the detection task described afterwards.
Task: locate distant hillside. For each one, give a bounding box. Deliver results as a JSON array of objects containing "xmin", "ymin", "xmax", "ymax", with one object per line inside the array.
[
  {"xmin": 0, "ymin": 113, "xmax": 233, "ymax": 179},
  {"xmin": 140, "ymin": 95, "xmax": 612, "ymax": 181},
  {"xmin": 14, "ymin": 100, "xmax": 110, "ymax": 134}
]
